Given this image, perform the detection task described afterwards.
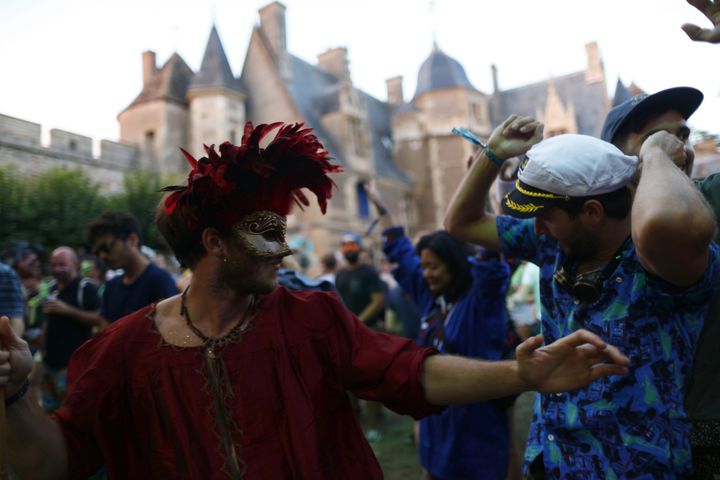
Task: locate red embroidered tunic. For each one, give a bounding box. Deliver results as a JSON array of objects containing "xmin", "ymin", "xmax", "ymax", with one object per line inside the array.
[{"xmin": 54, "ymin": 287, "xmax": 441, "ymax": 479}]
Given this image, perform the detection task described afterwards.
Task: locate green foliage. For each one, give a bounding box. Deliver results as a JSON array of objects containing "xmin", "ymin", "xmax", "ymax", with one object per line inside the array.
[
  {"xmin": 0, "ymin": 167, "xmax": 107, "ymax": 250},
  {"xmin": 0, "ymin": 168, "xmax": 29, "ymax": 239},
  {"xmin": 0, "ymin": 167, "xmax": 173, "ymax": 254},
  {"xmin": 108, "ymin": 169, "xmax": 168, "ymax": 252}
]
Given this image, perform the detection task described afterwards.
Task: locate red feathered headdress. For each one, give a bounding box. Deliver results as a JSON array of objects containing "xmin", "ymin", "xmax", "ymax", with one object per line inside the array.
[{"xmin": 161, "ymin": 122, "xmax": 341, "ymax": 230}]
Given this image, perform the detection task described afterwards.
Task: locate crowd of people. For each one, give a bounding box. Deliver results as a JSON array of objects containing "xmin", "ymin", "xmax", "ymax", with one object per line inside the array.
[
  {"xmin": 0, "ymin": 1, "xmax": 719, "ymax": 478},
  {"xmin": 0, "ymin": 212, "xmax": 181, "ymax": 413}
]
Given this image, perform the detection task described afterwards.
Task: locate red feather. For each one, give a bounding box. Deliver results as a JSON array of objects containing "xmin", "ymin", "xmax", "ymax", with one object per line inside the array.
[{"xmin": 161, "ymin": 121, "xmax": 342, "ymax": 230}]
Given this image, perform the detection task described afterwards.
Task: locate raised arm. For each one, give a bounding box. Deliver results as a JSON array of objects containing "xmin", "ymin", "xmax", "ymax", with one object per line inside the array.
[
  {"xmin": 0, "ymin": 316, "xmax": 69, "ymax": 479},
  {"xmin": 367, "ymin": 182, "xmax": 435, "ymax": 308},
  {"xmin": 682, "ymin": 0, "xmax": 720, "ymax": 43},
  {"xmin": 632, "ymin": 130, "xmax": 716, "ymax": 286},
  {"xmin": 444, "ymin": 115, "xmax": 544, "ymax": 251},
  {"xmin": 365, "ymin": 181, "xmax": 394, "ymax": 230}
]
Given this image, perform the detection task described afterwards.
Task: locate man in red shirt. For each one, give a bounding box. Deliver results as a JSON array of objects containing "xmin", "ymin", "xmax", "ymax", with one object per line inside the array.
[{"xmin": 1, "ymin": 122, "xmax": 629, "ymax": 479}]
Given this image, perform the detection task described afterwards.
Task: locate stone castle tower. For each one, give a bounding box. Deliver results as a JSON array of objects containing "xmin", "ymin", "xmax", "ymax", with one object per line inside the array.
[
  {"xmin": 389, "ymin": 41, "xmax": 611, "ymax": 233},
  {"xmin": 118, "ymin": 26, "xmax": 247, "ymax": 176}
]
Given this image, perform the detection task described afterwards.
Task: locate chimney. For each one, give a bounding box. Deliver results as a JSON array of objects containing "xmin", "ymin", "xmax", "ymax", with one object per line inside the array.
[
  {"xmin": 385, "ymin": 76, "xmax": 404, "ymax": 105},
  {"xmin": 259, "ymin": 2, "xmax": 291, "ymax": 79},
  {"xmin": 491, "ymin": 64, "xmax": 499, "ymax": 93},
  {"xmin": 259, "ymin": 2, "xmax": 287, "ymax": 58},
  {"xmin": 317, "ymin": 47, "xmax": 350, "ymax": 82},
  {"xmin": 584, "ymin": 42, "xmax": 604, "ymax": 84},
  {"xmin": 142, "ymin": 51, "xmax": 157, "ymax": 86}
]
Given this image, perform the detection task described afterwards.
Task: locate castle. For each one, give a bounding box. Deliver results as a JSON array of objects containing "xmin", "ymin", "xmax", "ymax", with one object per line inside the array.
[{"xmin": 0, "ymin": 2, "xmax": 621, "ymax": 267}]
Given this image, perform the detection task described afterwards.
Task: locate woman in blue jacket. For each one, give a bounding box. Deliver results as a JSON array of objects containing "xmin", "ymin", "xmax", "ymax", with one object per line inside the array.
[{"xmin": 370, "ymin": 189, "xmax": 512, "ymax": 480}]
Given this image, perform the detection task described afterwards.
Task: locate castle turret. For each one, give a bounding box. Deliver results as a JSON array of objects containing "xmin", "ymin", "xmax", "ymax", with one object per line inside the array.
[
  {"xmin": 118, "ymin": 52, "xmax": 194, "ymax": 174},
  {"xmin": 187, "ymin": 25, "xmax": 246, "ymax": 155}
]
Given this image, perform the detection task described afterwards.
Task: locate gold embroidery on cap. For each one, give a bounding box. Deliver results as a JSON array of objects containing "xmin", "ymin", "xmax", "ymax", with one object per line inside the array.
[
  {"xmin": 515, "ymin": 181, "xmax": 570, "ymax": 200},
  {"xmin": 504, "ymin": 198, "xmax": 544, "ymax": 213}
]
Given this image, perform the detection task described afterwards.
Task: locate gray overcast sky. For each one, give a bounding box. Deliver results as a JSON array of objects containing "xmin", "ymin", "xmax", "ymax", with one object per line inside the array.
[{"xmin": 1, "ymin": 0, "xmax": 719, "ymax": 144}]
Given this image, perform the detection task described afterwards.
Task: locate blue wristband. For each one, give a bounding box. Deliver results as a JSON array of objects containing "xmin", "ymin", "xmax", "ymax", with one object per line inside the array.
[
  {"xmin": 482, "ymin": 145, "xmax": 505, "ymax": 167},
  {"xmin": 451, "ymin": 127, "xmax": 505, "ymax": 167},
  {"xmin": 5, "ymin": 379, "xmax": 30, "ymax": 407}
]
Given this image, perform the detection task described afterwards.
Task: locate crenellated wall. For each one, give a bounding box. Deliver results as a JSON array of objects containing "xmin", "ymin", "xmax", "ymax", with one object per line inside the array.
[{"xmin": 0, "ymin": 113, "xmax": 139, "ymax": 192}]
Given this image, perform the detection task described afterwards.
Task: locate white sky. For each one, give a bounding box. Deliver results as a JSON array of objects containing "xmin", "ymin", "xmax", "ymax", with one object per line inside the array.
[{"xmin": 1, "ymin": 0, "xmax": 719, "ymax": 144}]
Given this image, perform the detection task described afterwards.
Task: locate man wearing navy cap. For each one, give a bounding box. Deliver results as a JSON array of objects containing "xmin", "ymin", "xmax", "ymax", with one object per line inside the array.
[
  {"xmin": 602, "ymin": 86, "xmax": 720, "ymax": 479},
  {"xmin": 445, "ymin": 114, "xmax": 720, "ymax": 478},
  {"xmin": 600, "ymin": 86, "xmax": 703, "ymax": 176}
]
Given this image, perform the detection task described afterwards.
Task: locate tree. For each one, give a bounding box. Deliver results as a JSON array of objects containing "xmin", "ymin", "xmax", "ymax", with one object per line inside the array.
[
  {"xmin": 1, "ymin": 167, "xmax": 107, "ymax": 250},
  {"xmin": 0, "ymin": 167, "xmax": 180, "ymax": 256},
  {"xmin": 0, "ymin": 168, "xmax": 29, "ymax": 241},
  {"xmin": 108, "ymin": 169, "xmax": 171, "ymax": 252},
  {"xmin": 24, "ymin": 168, "xmax": 108, "ymax": 248}
]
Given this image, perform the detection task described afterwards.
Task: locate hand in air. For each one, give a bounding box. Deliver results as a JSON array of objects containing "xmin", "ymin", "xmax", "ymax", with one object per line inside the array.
[
  {"xmin": 516, "ymin": 329, "xmax": 630, "ymax": 394},
  {"xmin": 486, "ymin": 115, "xmax": 544, "ymax": 161},
  {"xmin": 682, "ymin": 0, "xmax": 720, "ymax": 43}
]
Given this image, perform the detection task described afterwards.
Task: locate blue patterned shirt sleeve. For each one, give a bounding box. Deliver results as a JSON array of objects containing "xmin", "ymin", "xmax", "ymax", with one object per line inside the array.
[
  {"xmin": 522, "ymin": 238, "xmax": 720, "ymax": 478},
  {"xmin": 496, "ymin": 215, "xmax": 541, "ymax": 265}
]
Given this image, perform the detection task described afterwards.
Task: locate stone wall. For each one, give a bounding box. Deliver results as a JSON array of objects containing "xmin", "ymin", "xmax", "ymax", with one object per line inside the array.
[{"xmin": 0, "ymin": 113, "xmax": 138, "ymax": 192}]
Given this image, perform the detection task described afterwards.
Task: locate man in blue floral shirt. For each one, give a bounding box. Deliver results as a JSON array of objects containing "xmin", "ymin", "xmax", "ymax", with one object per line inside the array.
[{"xmin": 445, "ymin": 115, "xmax": 720, "ymax": 478}]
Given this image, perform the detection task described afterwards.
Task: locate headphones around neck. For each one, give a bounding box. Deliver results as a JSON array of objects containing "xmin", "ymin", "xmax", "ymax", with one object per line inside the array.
[
  {"xmin": 553, "ymin": 267, "xmax": 610, "ymax": 305},
  {"xmin": 552, "ymin": 237, "xmax": 630, "ymax": 305}
]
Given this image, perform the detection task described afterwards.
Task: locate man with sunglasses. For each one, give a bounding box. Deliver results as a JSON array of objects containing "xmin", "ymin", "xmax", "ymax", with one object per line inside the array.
[{"xmin": 86, "ymin": 210, "xmax": 177, "ymax": 323}]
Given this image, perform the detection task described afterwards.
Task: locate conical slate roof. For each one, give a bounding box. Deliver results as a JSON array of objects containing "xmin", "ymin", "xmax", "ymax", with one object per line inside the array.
[
  {"xmin": 612, "ymin": 78, "xmax": 633, "ymax": 107},
  {"xmin": 414, "ymin": 43, "xmax": 476, "ymax": 97},
  {"xmin": 123, "ymin": 53, "xmax": 195, "ymax": 111},
  {"xmin": 190, "ymin": 25, "xmax": 242, "ymax": 92}
]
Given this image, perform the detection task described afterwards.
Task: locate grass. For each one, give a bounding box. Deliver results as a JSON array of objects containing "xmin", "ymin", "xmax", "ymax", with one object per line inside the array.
[{"xmin": 367, "ymin": 391, "xmax": 537, "ymax": 478}]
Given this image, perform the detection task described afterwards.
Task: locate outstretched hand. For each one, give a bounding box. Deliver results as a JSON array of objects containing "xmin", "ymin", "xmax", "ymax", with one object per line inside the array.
[
  {"xmin": 682, "ymin": 0, "xmax": 720, "ymax": 43},
  {"xmin": 516, "ymin": 329, "xmax": 630, "ymax": 394},
  {"xmin": 486, "ymin": 115, "xmax": 544, "ymax": 161}
]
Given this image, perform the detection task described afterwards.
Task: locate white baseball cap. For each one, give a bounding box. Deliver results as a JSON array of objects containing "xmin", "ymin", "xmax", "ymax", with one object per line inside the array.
[{"xmin": 502, "ymin": 134, "xmax": 638, "ymax": 218}]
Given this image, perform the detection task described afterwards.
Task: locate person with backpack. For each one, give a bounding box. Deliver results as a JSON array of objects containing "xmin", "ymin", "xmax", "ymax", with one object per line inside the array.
[{"xmin": 40, "ymin": 246, "xmax": 101, "ymax": 411}]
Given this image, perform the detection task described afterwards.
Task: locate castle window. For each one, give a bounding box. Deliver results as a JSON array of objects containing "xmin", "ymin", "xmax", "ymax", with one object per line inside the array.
[
  {"xmin": 145, "ymin": 130, "xmax": 155, "ymax": 141},
  {"xmin": 68, "ymin": 140, "xmax": 77, "ymax": 151},
  {"xmin": 351, "ymin": 118, "xmax": 367, "ymax": 156},
  {"xmin": 356, "ymin": 182, "xmax": 369, "ymax": 219}
]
